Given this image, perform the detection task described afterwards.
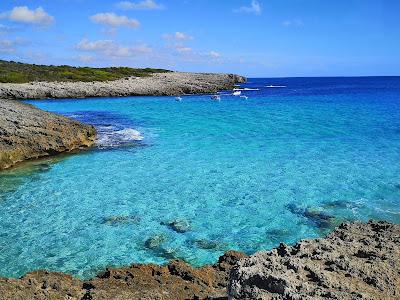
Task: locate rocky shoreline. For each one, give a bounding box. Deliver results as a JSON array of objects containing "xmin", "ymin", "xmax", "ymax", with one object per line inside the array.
[
  {"xmin": 0, "ymin": 72, "xmax": 245, "ymax": 169},
  {"xmin": 0, "ymin": 99, "xmax": 96, "ymax": 170},
  {"xmin": 0, "ymin": 221, "xmax": 398, "ymax": 299},
  {"xmin": 0, "ymin": 72, "xmax": 246, "ymax": 100}
]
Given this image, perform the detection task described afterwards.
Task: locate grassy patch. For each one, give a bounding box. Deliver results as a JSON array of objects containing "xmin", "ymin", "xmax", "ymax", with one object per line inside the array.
[{"xmin": 0, "ymin": 60, "xmax": 171, "ymax": 83}]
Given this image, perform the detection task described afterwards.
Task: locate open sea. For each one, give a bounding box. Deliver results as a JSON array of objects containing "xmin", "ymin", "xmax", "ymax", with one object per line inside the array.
[{"xmin": 0, "ymin": 77, "xmax": 399, "ymax": 278}]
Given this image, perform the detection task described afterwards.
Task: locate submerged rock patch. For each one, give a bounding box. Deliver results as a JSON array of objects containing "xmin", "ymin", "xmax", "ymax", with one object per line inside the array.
[
  {"xmin": 102, "ymin": 215, "xmax": 141, "ymax": 226},
  {"xmin": 161, "ymin": 219, "xmax": 191, "ymax": 233}
]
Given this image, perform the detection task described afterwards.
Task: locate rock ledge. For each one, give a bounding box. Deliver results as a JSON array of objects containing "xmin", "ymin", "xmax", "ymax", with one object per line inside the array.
[{"xmin": 0, "ymin": 100, "xmax": 96, "ymax": 169}]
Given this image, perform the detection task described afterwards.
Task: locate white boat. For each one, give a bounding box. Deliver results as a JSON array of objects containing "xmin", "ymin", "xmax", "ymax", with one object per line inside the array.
[
  {"xmin": 175, "ymin": 97, "xmax": 182, "ymax": 101},
  {"xmin": 233, "ymin": 91, "xmax": 241, "ymax": 96},
  {"xmin": 233, "ymin": 88, "xmax": 260, "ymax": 91},
  {"xmin": 266, "ymin": 85, "xmax": 286, "ymax": 88},
  {"xmin": 211, "ymin": 95, "xmax": 221, "ymax": 101}
]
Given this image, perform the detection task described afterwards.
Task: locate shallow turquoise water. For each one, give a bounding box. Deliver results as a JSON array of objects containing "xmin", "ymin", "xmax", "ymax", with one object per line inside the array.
[{"xmin": 1, "ymin": 77, "xmax": 400, "ymax": 278}]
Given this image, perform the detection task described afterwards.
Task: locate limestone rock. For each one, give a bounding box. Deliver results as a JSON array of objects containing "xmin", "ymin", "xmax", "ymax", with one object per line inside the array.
[
  {"xmin": 0, "ymin": 99, "xmax": 96, "ymax": 169},
  {"xmin": 228, "ymin": 221, "xmax": 400, "ymax": 300}
]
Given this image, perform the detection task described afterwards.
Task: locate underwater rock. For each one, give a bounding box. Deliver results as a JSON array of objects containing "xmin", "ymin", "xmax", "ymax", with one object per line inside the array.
[
  {"xmin": 144, "ymin": 234, "xmax": 166, "ymax": 250},
  {"xmin": 193, "ymin": 239, "xmax": 219, "ymax": 250},
  {"xmin": 161, "ymin": 219, "xmax": 191, "ymax": 233},
  {"xmin": 102, "ymin": 215, "xmax": 141, "ymax": 226},
  {"xmin": 286, "ymin": 203, "xmax": 335, "ymax": 229}
]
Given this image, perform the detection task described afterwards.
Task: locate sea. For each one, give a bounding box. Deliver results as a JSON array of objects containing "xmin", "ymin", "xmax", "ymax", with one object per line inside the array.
[{"xmin": 0, "ymin": 76, "xmax": 399, "ymax": 278}]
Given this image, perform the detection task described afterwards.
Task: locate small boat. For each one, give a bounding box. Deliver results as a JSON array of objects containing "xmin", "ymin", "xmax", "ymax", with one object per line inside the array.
[
  {"xmin": 240, "ymin": 95, "xmax": 248, "ymax": 100},
  {"xmin": 233, "ymin": 88, "xmax": 260, "ymax": 91},
  {"xmin": 233, "ymin": 91, "xmax": 241, "ymax": 96},
  {"xmin": 175, "ymin": 97, "xmax": 182, "ymax": 101},
  {"xmin": 211, "ymin": 95, "xmax": 221, "ymax": 101},
  {"xmin": 266, "ymin": 85, "xmax": 286, "ymax": 88}
]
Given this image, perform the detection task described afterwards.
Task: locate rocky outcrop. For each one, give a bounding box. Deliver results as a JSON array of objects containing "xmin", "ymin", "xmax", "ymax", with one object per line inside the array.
[
  {"xmin": 0, "ymin": 72, "xmax": 246, "ymax": 100},
  {"xmin": 228, "ymin": 221, "xmax": 400, "ymax": 300},
  {"xmin": 0, "ymin": 99, "xmax": 96, "ymax": 170},
  {"xmin": 0, "ymin": 251, "xmax": 247, "ymax": 300},
  {"xmin": 0, "ymin": 222, "xmax": 398, "ymax": 299}
]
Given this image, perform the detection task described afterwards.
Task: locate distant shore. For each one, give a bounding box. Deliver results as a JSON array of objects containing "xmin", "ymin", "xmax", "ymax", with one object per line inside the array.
[
  {"xmin": 0, "ymin": 71, "xmax": 245, "ymax": 169},
  {"xmin": 0, "ymin": 72, "xmax": 246, "ymax": 100}
]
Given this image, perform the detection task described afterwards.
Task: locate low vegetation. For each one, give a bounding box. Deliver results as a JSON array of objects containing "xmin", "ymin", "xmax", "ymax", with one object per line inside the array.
[{"xmin": 0, "ymin": 60, "xmax": 171, "ymax": 83}]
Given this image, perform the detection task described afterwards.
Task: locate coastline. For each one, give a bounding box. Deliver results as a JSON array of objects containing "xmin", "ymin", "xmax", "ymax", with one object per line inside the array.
[
  {"xmin": 0, "ymin": 72, "xmax": 246, "ymax": 100},
  {"xmin": 0, "ymin": 71, "xmax": 245, "ymax": 169},
  {"xmin": 0, "ymin": 221, "xmax": 398, "ymax": 299}
]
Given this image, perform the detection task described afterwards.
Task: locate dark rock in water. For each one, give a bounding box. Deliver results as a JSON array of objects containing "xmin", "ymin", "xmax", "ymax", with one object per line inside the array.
[
  {"xmin": 323, "ymin": 199, "xmax": 350, "ymax": 209},
  {"xmin": 266, "ymin": 228, "xmax": 292, "ymax": 243},
  {"xmin": 286, "ymin": 203, "xmax": 335, "ymax": 229},
  {"xmin": 192, "ymin": 239, "xmax": 228, "ymax": 251},
  {"xmin": 161, "ymin": 219, "xmax": 191, "ymax": 233},
  {"xmin": 193, "ymin": 239, "xmax": 220, "ymax": 250},
  {"xmin": 35, "ymin": 163, "xmax": 51, "ymax": 172},
  {"xmin": 144, "ymin": 234, "xmax": 166, "ymax": 249},
  {"xmin": 102, "ymin": 215, "xmax": 141, "ymax": 226}
]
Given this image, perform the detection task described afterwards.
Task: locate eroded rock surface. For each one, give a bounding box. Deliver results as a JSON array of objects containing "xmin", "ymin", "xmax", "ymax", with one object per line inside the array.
[
  {"xmin": 0, "ymin": 100, "xmax": 96, "ymax": 169},
  {"xmin": 0, "ymin": 251, "xmax": 247, "ymax": 300},
  {"xmin": 0, "ymin": 72, "xmax": 246, "ymax": 100},
  {"xmin": 228, "ymin": 221, "xmax": 400, "ymax": 300}
]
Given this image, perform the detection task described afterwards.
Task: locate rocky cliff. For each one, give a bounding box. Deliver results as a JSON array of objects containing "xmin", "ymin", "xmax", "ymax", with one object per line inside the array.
[
  {"xmin": 0, "ymin": 100, "xmax": 96, "ymax": 170},
  {"xmin": 0, "ymin": 72, "xmax": 246, "ymax": 100}
]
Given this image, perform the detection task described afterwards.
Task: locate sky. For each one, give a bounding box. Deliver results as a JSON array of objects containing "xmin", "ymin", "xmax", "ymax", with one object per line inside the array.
[{"xmin": 0, "ymin": 0, "xmax": 399, "ymax": 77}]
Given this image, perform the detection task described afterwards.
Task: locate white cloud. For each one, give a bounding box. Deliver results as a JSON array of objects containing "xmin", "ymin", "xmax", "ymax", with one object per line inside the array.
[
  {"xmin": 175, "ymin": 45, "xmax": 192, "ymax": 53},
  {"xmin": 90, "ymin": 13, "xmax": 140, "ymax": 29},
  {"xmin": 234, "ymin": 1, "xmax": 261, "ymax": 15},
  {"xmin": 0, "ymin": 37, "xmax": 26, "ymax": 53},
  {"xmin": 7, "ymin": 6, "xmax": 54, "ymax": 26},
  {"xmin": 76, "ymin": 38, "xmax": 151, "ymax": 57},
  {"xmin": 209, "ymin": 51, "xmax": 221, "ymax": 59},
  {"xmin": 163, "ymin": 32, "xmax": 194, "ymax": 41},
  {"xmin": 117, "ymin": 0, "xmax": 164, "ymax": 10},
  {"xmin": 282, "ymin": 20, "xmax": 304, "ymax": 27}
]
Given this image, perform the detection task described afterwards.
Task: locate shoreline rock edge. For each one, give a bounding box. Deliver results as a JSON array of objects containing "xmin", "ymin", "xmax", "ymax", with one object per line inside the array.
[
  {"xmin": 0, "ymin": 99, "xmax": 96, "ymax": 170},
  {"xmin": 0, "ymin": 221, "xmax": 398, "ymax": 299}
]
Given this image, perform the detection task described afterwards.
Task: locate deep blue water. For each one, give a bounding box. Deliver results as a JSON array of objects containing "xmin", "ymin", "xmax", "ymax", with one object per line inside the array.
[{"xmin": 0, "ymin": 77, "xmax": 399, "ymax": 278}]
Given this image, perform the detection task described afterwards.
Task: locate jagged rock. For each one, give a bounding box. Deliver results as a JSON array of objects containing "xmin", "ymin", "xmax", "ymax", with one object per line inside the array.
[
  {"xmin": 0, "ymin": 100, "xmax": 96, "ymax": 170},
  {"xmin": 228, "ymin": 221, "xmax": 400, "ymax": 300},
  {"xmin": 0, "ymin": 222, "xmax": 398, "ymax": 299},
  {"xmin": 0, "ymin": 72, "xmax": 247, "ymax": 100},
  {"xmin": 0, "ymin": 251, "xmax": 246, "ymax": 300}
]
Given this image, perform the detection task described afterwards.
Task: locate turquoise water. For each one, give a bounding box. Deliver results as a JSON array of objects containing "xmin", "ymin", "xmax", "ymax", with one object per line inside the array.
[{"xmin": 1, "ymin": 77, "xmax": 400, "ymax": 278}]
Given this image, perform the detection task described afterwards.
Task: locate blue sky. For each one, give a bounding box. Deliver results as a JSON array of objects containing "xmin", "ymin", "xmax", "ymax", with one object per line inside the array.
[{"xmin": 0, "ymin": 0, "xmax": 399, "ymax": 77}]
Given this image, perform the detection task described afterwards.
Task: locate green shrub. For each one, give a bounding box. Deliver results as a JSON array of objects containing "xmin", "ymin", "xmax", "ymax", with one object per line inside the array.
[{"xmin": 0, "ymin": 60, "xmax": 171, "ymax": 83}]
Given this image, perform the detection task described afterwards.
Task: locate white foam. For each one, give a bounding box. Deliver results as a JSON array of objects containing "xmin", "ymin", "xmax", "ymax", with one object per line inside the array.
[
  {"xmin": 96, "ymin": 127, "xmax": 143, "ymax": 148},
  {"xmin": 115, "ymin": 128, "xmax": 143, "ymax": 141},
  {"xmin": 266, "ymin": 85, "xmax": 287, "ymax": 88}
]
